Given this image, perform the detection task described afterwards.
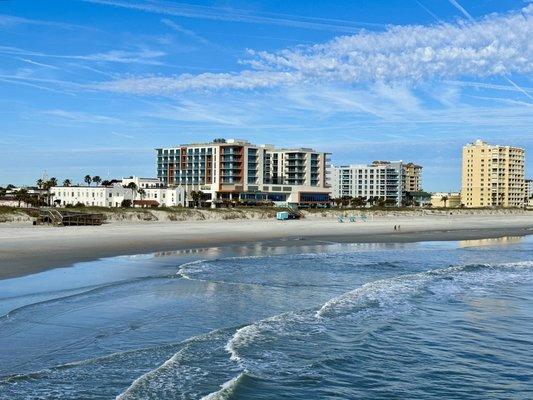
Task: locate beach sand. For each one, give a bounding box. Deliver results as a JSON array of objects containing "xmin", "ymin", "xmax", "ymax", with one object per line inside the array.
[{"xmin": 0, "ymin": 213, "xmax": 532, "ymax": 280}]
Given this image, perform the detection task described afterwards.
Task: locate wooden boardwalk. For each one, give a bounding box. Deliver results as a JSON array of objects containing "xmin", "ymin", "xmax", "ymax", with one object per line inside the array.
[{"xmin": 32, "ymin": 208, "xmax": 104, "ymax": 226}]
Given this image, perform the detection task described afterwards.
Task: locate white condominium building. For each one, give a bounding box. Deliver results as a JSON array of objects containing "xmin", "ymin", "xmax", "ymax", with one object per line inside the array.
[
  {"xmin": 331, "ymin": 161, "xmax": 422, "ymax": 206},
  {"xmin": 156, "ymin": 138, "xmax": 331, "ymax": 205},
  {"xmin": 51, "ymin": 176, "xmax": 186, "ymax": 208},
  {"xmin": 461, "ymin": 140, "xmax": 525, "ymax": 208}
]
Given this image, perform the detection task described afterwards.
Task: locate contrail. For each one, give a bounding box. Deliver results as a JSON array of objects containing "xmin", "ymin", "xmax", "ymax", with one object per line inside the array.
[
  {"xmin": 503, "ymin": 76, "xmax": 533, "ymax": 101},
  {"xmin": 414, "ymin": 0, "xmax": 442, "ymax": 23},
  {"xmin": 447, "ymin": 0, "xmax": 475, "ymax": 22}
]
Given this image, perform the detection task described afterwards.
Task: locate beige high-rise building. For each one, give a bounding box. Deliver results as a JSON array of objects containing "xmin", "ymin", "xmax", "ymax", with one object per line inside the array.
[
  {"xmin": 461, "ymin": 139, "xmax": 525, "ymax": 207},
  {"xmin": 403, "ymin": 163, "xmax": 423, "ymax": 192}
]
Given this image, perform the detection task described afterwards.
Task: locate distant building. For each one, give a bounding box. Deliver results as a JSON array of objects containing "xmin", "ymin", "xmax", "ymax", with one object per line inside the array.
[
  {"xmin": 404, "ymin": 163, "xmax": 423, "ymax": 192},
  {"xmin": 526, "ymin": 179, "xmax": 533, "ymax": 200},
  {"xmin": 51, "ymin": 176, "xmax": 186, "ymax": 208},
  {"xmin": 156, "ymin": 138, "xmax": 331, "ymax": 206},
  {"xmin": 430, "ymin": 192, "xmax": 462, "ymax": 208},
  {"xmin": 461, "ymin": 139, "xmax": 525, "ymax": 207},
  {"xmin": 331, "ymin": 161, "xmax": 423, "ymax": 206}
]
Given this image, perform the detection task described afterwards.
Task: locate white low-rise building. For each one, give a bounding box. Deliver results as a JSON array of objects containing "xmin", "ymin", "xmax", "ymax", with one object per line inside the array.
[{"xmin": 51, "ymin": 176, "xmax": 187, "ymax": 208}]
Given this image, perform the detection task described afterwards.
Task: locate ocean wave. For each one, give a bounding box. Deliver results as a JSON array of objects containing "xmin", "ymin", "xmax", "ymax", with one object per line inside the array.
[
  {"xmin": 115, "ymin": 326, "xmax": 240, "ymax": 400},
  {"xmin": 0, "ymin": 274, "xmax": 177, "ymax": 322},
  {"xmin": 200, "ymin": 372, "xmax": 247, "ymax": 400},
  {"xmin": 316, "ymin": 261, "xmax": 533, "ymax": 318}
]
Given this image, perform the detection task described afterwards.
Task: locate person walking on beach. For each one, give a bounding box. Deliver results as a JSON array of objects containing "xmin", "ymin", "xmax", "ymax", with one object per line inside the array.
[
  {"xmin": 394, "ymin": 225, "xmax": 397, "ymax": 231},
  {"xmin": 398, "ymin": 225, "xmax": 401, "ymax": 231}
]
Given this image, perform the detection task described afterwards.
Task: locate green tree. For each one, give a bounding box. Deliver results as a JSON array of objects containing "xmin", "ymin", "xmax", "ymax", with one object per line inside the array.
[
  {"xmin": 84, "ymin": 175, "xmax": 92, "ymax": 186},
  {"xmin": 92, "ymin": 176, "xmax": 102, "ymax": 186},
  {"xmin": 36, "ymin": 179, "xmax": 44, "ymax": 189},
  {"xmin": 332, "ymin": 197, "xmax": 343, "ymax": 208},
  {"xmin": 138, "ymin": 188, "xmax": 146, "ymax": 200},
  {"xmin": 63, "ymin": 179, "xmax": 71, "ymax": 187},
  {"xmin": 441, "ymin": 195, "xmax": 448, "ymax": 208},
  {"xmin": 15, "ymin": 189, "xmax": 28, "ymax": 207},
  {"xmin": 49, "ymin": 177, "xmax": 58, "ymax": 187},
  {"xmin": 125, "ymin": 182, "xmax": 137, "ymax": 202},
  {"xmin": 189, "ymin": 190, "xmax": 207, "ymax": 208}
]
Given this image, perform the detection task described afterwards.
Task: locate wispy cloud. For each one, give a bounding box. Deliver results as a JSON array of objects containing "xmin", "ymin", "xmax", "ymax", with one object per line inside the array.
[
  {"xmin": 82, "ymin": 0, "xmax": 385, "ymax": 33},
  {"xmin": 42, "ymin": 109, "xmax": 125, "ymax": 124},
  {"xmin": 111, "ymin": 131, "xmax": 135, "ymax": 139},
  {"xmin": 0, "ymin": 13, "xmax": 88, "ymax": 30},
  {"xmin": 161, "ymin": 18, "xmax": 210, "ymax": 45},
  {"xmin": 92, "ymin": 5, "xmax": 533, "ymax": 95},
  {"xmin": 446, "ymin": 80, "xmax": 533, "ymax": 94},
  {"xmin": 0, "ymin": 45, "xmax": 166, "ymax": 65}
]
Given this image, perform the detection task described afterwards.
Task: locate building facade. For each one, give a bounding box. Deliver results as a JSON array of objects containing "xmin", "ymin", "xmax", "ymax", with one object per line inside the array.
[
  {"xmin": 331, "ymin": 161, "xmax": 423, "ymax": 206},
  {"xmin": 461, "ymin": 140, "xmax": 525, "ymax": 208},
  {"xmin": 430, "ymin": 192, "xmax": 462, "ymax": 208},
  {"xmin": 404, "ymin": 163, "xmax": 423, "ymax": 192},
  {"xmin": 51, "ymin": 177, "xmax": 186, "ymax": 208},
  {"xmin": 526, "ymin": 179, "xmax": 533, "ymax": 201},
  {"xmin": 331, "ymin": 161, "xmax": 405, "ymax": 206},
  {"xmin": 156, "ymin": 139, "xmax": 331, "ymax": 206}
]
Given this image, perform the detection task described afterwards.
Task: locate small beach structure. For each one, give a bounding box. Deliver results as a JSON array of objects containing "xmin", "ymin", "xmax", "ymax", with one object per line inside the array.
[
  {"xmin": 32, "ymin": 208, "xmax": 104, "ymax": 226},
  {"xmin": 277, "ymin": 211, "xmax": 289, "ymax": 220},
  {"xmin": 276, "ymin": 208, "xmax": 302, "ymax": 220}
]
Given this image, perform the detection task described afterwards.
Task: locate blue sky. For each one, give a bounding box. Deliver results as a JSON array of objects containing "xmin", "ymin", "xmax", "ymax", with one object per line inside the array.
[{"xmin": 0, "ymin": 0, "xmax": 531, "ymax": 191}]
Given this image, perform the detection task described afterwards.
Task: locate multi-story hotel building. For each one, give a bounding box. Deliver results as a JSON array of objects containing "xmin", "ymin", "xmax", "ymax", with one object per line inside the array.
[
  {"xmin": 331, "ymin": 161, "xmax": 423, "ymax": 206},
  {"xmin": 331, "ymin": 161, "xmax": 408, "ymax": 206},
  {"xmin": 461, "ymin": 140, "xmax": 525, "ymax": 208},
  {"xmin": 156, "ymin": 138, "xmax": 331, "ymax": 206}
]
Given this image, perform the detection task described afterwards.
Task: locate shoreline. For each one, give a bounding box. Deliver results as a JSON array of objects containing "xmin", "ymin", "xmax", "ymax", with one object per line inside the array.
[{"xmin": 1, "ymin": 214, "xmax": 532, "ymax": 280}]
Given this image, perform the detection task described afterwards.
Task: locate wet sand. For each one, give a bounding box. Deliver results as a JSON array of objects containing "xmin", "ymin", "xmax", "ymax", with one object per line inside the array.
[{"xmin": 0, "ymin": 214, "xmax": 532, "ymax": 280}]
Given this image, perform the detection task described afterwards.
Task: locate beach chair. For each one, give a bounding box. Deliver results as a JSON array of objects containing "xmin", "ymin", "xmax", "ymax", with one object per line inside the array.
[
  {"xmin": 349, "ymin": 215, "xmax": 356, "ymax": 223},
  {"xmin": 338, "ymin": 216, "xmax": 344, "ymax": 223},
  {"xmin": 360, "ymin": 214, "xmax": 367, "ymax": 222}
]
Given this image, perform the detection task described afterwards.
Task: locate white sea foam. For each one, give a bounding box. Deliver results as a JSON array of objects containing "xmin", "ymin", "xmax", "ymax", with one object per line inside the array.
[
  {"xmin": 116, "ymin": 328, "xmax": 229, "ymax": 400},
  {"xmin": 176, "ymin": 259, "xmax": 208, "ymax": 278},
  {"xmin": 225, "ymin": 324, "xmax": 261, "ymax": 364},
  {"xmin": 316, "ymin": 261, "xmax": 533, "ymax": 319},
  {"xmin": 201, "ymin": 372, "xmax": 246, "ymax": 400}
]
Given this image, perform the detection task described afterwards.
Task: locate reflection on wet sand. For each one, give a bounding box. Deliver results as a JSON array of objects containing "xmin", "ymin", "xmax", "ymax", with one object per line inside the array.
[{"xmin": 459, "ymin": 236, "xmax": 524, "ymax": 248}]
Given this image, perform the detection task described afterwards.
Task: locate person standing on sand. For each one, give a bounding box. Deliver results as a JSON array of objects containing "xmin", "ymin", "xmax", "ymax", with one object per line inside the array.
[{"xmin": 394, "ymin": 225, "xmax": 397, "ymax": 231}]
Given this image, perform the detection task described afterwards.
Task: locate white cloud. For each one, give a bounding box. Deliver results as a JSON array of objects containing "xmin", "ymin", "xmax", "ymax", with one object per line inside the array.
[
  {"xmin": 92, "ymin": 5, "xmax": 533, "ymax": 95},
  {"xmin": 95, "ymin": 71, "xmax": 300, "ymax": 94}
]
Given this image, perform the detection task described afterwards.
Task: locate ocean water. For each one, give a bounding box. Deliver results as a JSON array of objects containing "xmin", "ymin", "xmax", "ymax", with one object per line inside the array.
[{"xmin": 0, "ymin": 236, "xmax": 532, "ymax": 399}]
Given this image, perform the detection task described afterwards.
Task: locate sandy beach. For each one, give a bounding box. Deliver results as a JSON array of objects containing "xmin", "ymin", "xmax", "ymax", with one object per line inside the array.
[{"xmin": 0, "ymin": 213, "xmax": 531, "ymax": 280}]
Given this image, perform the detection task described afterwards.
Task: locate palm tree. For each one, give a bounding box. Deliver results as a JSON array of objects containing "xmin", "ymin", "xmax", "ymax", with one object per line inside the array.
[
  {"xmin": 92, "ymin": 176, "xmax": 102, "ymax": 186},
  {"xmin": 84, "ymin": 175, "xmax": 92, "ymax": 186},
  {"xmin": 138, "ymin": 188, "xmax": 146, "ymax": 200},
  {"xmin": 441, "ymin": 195, "xmax": 448, "ymax": 208},
  {"xmin": 36, "ymin": 179, "xmax": 44, "ymax": 189},
  {"xmin": 190, "ymin": 190, "xmax": 201, "ymax": 208},
  {"xmin": 49, "ymin": 177, "xmax": 58, "ymax": 187},
  {"xmin": 15, "ymin": 189, "xmax": 28, "ymax": 207},
  {"xmin": 126, "ymin": 182, "xmax": 137, "ymax": 202},
  {"xmin": 63, "ymin": 179, "xmax": 71, "ymax": 187}
]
